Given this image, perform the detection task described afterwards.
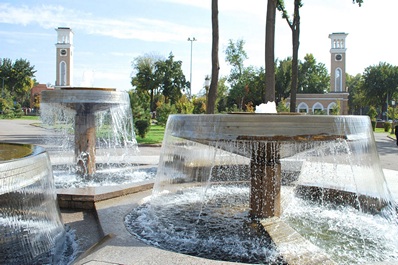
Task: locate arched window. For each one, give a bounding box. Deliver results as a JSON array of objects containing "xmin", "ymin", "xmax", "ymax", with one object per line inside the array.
[
  {"xmin": 297, "ymin": 102, "xmax": 309, "ymax": 113},
  {"xmin": 335, "ymin": 68, "xmax": 342, "ymax": 92},
  {"xmin": 327, "ymin": 102, "xmax": 337, "ymax": 115},
  {"xmin": 60, "ymin": 61, "xmax": 67, "ymax": 86},
  {"xmin": 312, "ymin": 102, "xmax": 324, "ymax": 115}
]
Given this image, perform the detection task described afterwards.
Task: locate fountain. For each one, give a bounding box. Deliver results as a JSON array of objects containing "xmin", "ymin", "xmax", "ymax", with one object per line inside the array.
[
  {"xmin": 41, "ymin": 87, "xmax": 137, "ymax": 176},
  {"xmin": 40, "ymin": 87, "xmax": 155, "ymax": 209},
  {"xmin": 125, "ymin": 113, "xmax": 398, "ymax": 264},
  {"xmin": 0, "ymin": 143, "xmax": 77, "ymax": 264}
]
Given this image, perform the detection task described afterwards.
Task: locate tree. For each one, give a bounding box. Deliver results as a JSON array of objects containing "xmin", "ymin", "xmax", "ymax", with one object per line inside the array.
[
  {"xmin": 131, "ymin": 54, "xmax": 161, "ymax": 112},
  {"xmin": 275, "ymin": 57, "xmax": 292, "ymax": 102},
  {"xmin": 207, "ymin": 0, "xmax": 220, "ymax": 114},
  {"xmin": 347, "ymin": 73, "xmax": 366, "ymax": 115},
  {"xmin": 0, "ymin": 58, "xmax": 36, "ymax": 106},
  {"xmin": 225, "ymin": 39, "xmax": 248, "ymax": 83},
  {"xmin": 362, "ymin": 62, "xmax": 398, "ymax": 117},
  {"xmin": 264, "ymin": 0, "xmax": 278, "ymax": 103},
  {"xmin": 128, "ymin": 88, "xmax": 150, "ymax": 122},
  {"xmin": 227, "ymin": 66, "xmax": 264, "ymax": 111},
  {"xmin": 155, "ymin": 53, "xmax": 188, "ymax": 105},
  {"xmin": 216, "ymin": 76, "xmax": 229, "ymax": 113},
  {"xmin": 298, "ymin": 54, "xmax": 329, "ymax": 93},
  {"xmin": 277, "ymin": 0, "xmax": 302, "ymax": 112}
]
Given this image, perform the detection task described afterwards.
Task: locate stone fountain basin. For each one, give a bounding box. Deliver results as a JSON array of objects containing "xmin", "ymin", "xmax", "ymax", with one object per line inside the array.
[
  {"xmin": 168, "ymin": 114, "xmax": 370, "ymax": 158},
  {"xmin": 0, "ymin": 142, "xmax": 66, "ymax": 264},
  {"xmin": 41, "ymin": 87, "xmax": 129, "ymax": 112}
]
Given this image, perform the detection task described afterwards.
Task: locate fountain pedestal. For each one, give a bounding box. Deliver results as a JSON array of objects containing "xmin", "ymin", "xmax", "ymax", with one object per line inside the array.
[
  {"xmin": 75, "ymin": 111, "xmax": 96, "ymax": 175},
  {"xmin": 250, "ymin": 142, "xmax": 281, "ymax": 219}
]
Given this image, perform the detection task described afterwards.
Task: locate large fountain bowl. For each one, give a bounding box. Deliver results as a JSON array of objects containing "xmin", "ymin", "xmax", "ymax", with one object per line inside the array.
[
  {"xmin": 0, "ymin": 143, "xmax": 66, "ymax": 264},
  {"xmin": 126, "ymin": 114, "xmax": 398, "ymax": 265}
]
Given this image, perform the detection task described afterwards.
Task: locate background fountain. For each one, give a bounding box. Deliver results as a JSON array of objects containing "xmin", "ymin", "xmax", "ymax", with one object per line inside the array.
[
  {"xmin": 126, "ymin": 114, "xmax": 398, "ymax": 264},
  {"xmin": 40, "ymin": 87, "xmax": 155, "ymax": 189},
  {"xmin": 0, "ymin": 143, "xmax": 77, "ymax": 264}
]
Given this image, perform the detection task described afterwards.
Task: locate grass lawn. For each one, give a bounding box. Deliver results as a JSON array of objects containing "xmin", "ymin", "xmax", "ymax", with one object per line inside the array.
[
  {"xmin": 136, "ymin": 125, "xmax": 165, "ymax": 145},
  {"xmin": 1, "ymin": 115, "xmax": 40, "ymax": 120}
]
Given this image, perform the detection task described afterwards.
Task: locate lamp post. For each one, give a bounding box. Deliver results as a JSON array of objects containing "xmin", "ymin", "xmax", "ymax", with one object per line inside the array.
[
  {"xmin": 204, "ymin": 75, "xmax": 210, "ymax": 110},
  {"xmin": 392, "ymin": 100, "xmax": 396, "ymax": 134},
  {"xmin": 187, "ymin": 37, "xmax": 196, "ymax": 98}
]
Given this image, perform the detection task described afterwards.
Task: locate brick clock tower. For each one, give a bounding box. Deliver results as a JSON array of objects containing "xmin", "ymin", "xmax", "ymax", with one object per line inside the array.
[
  {"xmin": 329, "ymin": 32, "xmax": 348, "ymax": 93},
  {"xmin": 55, "ymin": 27, "xmax": 74, "ymax": 87},
  {"xmin": 285, "ymin": 32, "xmax": 349, "ymax": 115}
]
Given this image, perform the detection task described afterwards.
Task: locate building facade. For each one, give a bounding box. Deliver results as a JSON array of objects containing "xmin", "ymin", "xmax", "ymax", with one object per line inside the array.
[
  {"xmin": 55, "ymin": 27, "xmax": 74, "ymax": 87},
  {"xmin": 287, "ymin": 32, "xmax": 349, "ymax": 115}
]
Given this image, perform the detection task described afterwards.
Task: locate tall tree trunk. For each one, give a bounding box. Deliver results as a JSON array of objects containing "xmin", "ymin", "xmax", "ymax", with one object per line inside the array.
[
  {"xmin": 264, "ymin": 0, "xmax": 277, "ymax": 103},
  {"xmin": 290, "ymin": 0, "xmax": 300, "ymax": 112},
  {"xmin": 207, "ymin": 0, "xmax": 219, "ymax": 114}
]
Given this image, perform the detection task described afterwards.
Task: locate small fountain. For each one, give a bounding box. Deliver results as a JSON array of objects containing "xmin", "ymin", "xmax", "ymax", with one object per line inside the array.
[
  {"xmin": 41, "ymin": 87, "xmax": 137, "ymax": 176},
  {"xmin": 40, "ymin": 87, "xmax": 155, "ymax": 208},
  {"xmin": 0, "ymin": 143, "xmax": 77, "ymax": 264},
  {"xmin": 125, "ymin": 105, "xmax": 398, "ymax": 264}
]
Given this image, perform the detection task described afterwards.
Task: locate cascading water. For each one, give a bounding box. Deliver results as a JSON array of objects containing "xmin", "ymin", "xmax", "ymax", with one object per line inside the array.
[
  {"xmin": 125, "ymin": 114, "xmax": 398, "ymax": 264},
  {"xmin": 40, "ymin": 88, "xmax": 155, "ymax": 188},
  {"xmin": 0, "ymin": 143, "xmax": 78, "ymax": 264}
]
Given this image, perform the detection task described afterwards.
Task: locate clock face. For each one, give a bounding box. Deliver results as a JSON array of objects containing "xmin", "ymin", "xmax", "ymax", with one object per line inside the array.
[
  {"xmin": 60, "ymin": 49, "xmax": 67, "ymax": 56},
  {"xmin": 335, "ymin": 54, "xmax": 342, "ymax": 61}
]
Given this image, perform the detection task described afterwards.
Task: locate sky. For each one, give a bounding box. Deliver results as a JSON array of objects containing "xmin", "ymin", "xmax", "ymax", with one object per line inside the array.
[{"xmin": 1, "ymin": 0, "xmax": 398, "ymax": 95}]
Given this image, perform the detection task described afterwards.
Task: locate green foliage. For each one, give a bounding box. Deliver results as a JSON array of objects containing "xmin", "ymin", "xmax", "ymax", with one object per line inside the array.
[
  {"xmin": 128, "ymin": 89, "xmax": 151, "ymax": 121},
  {"xmin": 216, "ymin": 76, "xmax": 229, "ymax": 113},
  {"xmin": 156, "ymin": 101, "xmax": 177, "ymax": 126},
  {"xmin": 225, "ymin": 39, "xmax": 264, "ymax": 111},
  {"xmin": 367, "ymin": 106, "xmax": 378, "ymax": 121},
  {"xmin": 0, "ymin": 58, "xmax": 36, "ymax": 106},
  {"xmin": 192, "ymin": 97, "xmax": 206, "ymax": 114},
  {"xmin": 362, "ymin": 62, "xmax": 398, "ymax": 115},
  {"xmin": 384, "ymin": 121, "xmax": 392, "ymax": 132},
  {"xmin": 131, "ymin": 52, "xmax": 188, "ymax": 112},
  {"xmin": 225, "ymin": 39, "xmax": 248, "ymax": 80},
  {"xmin": 388, "ymin": 105, "xmax": 397, "ymax": 123},
  {"xmin": 298, "ymin": 54, "xmax": 330, "ymax": 93},
  {"xmin": 135, "ymin": 119, "xmax": 150, "ymax": 138},
  {"xmin": 155, "ymin": 53, "xmax": 188, "ymax": 104},
  {"xmin": 226, "ymin": 104, "xmax": 240, "ymax": 113},
  {"xmin": 313, "ymin": 109, "xmax": 327, "ymax": 115},
  {"xmin": 175, "ymin": 95, "xmax": 194, "ymax": 114},
  {"xmin": 131, "ymin": 55, "xmax": 158, "ymax": 112},
  {"xmin": 13, "ymin": 103, "xmax": 23, "ymax": 118},
  {"xmin": 227, "ymin": 66, "xmax": 264, "ymax": 111},
  {"xmin": 329, "ymin": 101, "xmax": 341, "ymax": 115},
  {"xmin": 275, "ymin": 58, "xmax": 292, "ymax": 102},
  {"xmin": 276, "ymin": 99, "xmax": 289, "ymax": 113},
  {"xmin": 371, "ymin": 121, "xmax": 376, "ymax": 131},
  {"xmin": 347, "ymin": 73, "xmax": 366, "ymax": 114}
]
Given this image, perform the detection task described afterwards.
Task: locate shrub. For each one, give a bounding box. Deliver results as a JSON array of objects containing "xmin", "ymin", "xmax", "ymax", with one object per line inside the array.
[
  {"xmin": 371, "ymin": 121, "xmax": 376, "ymax": 131},
  {"xmin": 135, "ymin": 119, "xmax": 150, "ymax": 138},
  {"xmin": 156, "ymin": 102, "xmax": 177, "ymax": 126},
  {"xmin": 384, "ymin": 122, "xmax": 392, "ymax": 132}
]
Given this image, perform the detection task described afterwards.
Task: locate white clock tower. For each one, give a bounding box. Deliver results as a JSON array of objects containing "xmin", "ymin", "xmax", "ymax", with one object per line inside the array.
[
  {"xmin": 55, "ymin": 27, "xmax": 74, "ymax": 87},
  {"xmin": 329, "ymin": 32, "xmax": 348, "ymax": 93}
]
